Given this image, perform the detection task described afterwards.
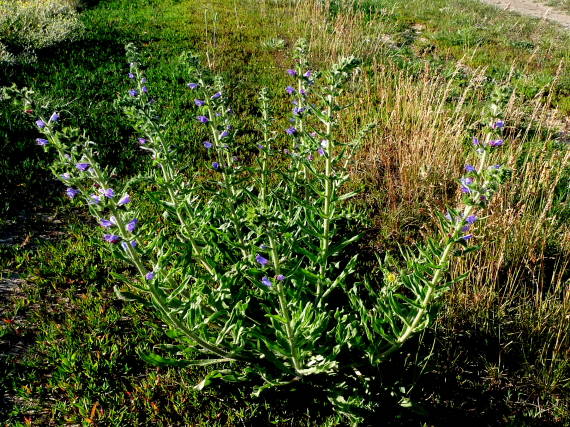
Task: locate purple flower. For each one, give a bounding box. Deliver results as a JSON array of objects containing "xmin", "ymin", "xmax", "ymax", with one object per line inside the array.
[
  {"xmin": 36, "ymin": 138, "xmax": 48, "ymax": 146},
  {"xmin": 212, "ymin": 162, "xmax": 220, "ymax": 170},
  {"xmin": 256, "ymin": 254, "xmax": 269, "ymax": 266},
  {"xmin": 211, "ymin": 92, "xmax": 222, "ymax": 100},
  {"xmin": 194, "ymin": 99, "xmax": 206, "ymax": 107},
  {"xmin": 203, "ymin": 141, "xmax": 213, "ymax": 149},
  {"xmin": 462, "ymin": 234, "xmax": 473, "ymax": 241},
  {"xmin": 117, "ymin": 194, "xmax": 131, "ymax": 206},
  {"xmin": 286, "ymin": 127, "xmax": 297, "ymax": 135},
  {"xmin": 489, "ymin": 139, "xmax": 504, "ymax": 147},
  {"xmin": 138, "ymin": 138, "xmax": 146, "ymax": 144},
  {"xmin": 261, "ymin": 276, "xmax": 272, "ymax": 287},
  {"xmin": 492, "ymin": 120, "xmax": 505, "ymax": 129},
  {"xmin": 128, "ymin": 73, "xmax": 135, "ymax": 79},
  {"xmin": 61, "ymin": 173, "xmax": 71, "ymax": 180},
  {"xmin": 220, "ymin": 130, "xmax": 229, "ymax": 138},
  {"xmin": 89, "ymin": 194, "xmax": 101, "ymax": 205},
  {"xmin": 276, "ymin": 274, "xmax": 285, "ymax": 281},
  {"xmin": 64, "ymin": 154, "xmax": 71, "ymax": 160},
  {"xmin": 257, "ymin": 144, "xmax": 264, "ymax": 150},
  {"xmin": 100, "ymin": 219, "xmax": 114, "ymax": 228},
  {"xmin": 141, "ymin": 78, "xmax": 147, "ymax": 83},
  {"xmin": 197, "ymin": 115, "xmax": 209, "ymax": 123},
  {"xmin": 76, "ymin": 162, "xmax": 90, "ymax": 171},
  {"xmin": 129, "ymin": 89, "xmax": 138, "ymax": 97},
  {"xmin": 303, "ymin": 70, "xmax": 312, "ymax": 78},
  {"xmin": 104, "ymin": 234, "xmax": 121, "ymax": 244},
  {"xmin": 472, "ymin": 137, "xmax": 480, "ymax": 145},
  {"xmin": 103, "ymin": 188, "xmax": 115, "ymax": 198},
  {"xmin": 121, "ymin": 240, "xmax": 139, "ymax": 251},
  {"xmin": 36, "ymin": 119, "xmax": 46, "ymax": 128},
  {"xmin": 66, "ymin": 188, "xmax": 80, "ymax": 199},
  {"xmin": 307, "ymin": 154, "xmax": 314, "ymax": 161},
  {"xmin": 259, "ymin": 244, "xmax": 268, "ymax": 249},
  {"xmin": 460, "ymin": 177, "xmax": 473, "ymax": 186},
  {"xmin": 49, "ymin": 112, "xmax": 59, "ymax": 122},
  {"xmin": 187, "ymin": 82, "xmax": 198, "ymax": 89},
  {"xmin": 293, "ymin": 107, "xmax": 305, "ymax": 116},
  {"xmin": 445, "ymin": 212, "xmax": 452, "ymax": 221},
  {"xmin": 493, "ymin": 164, "xmax": 502, "ymax": 169},
  {"xmin": 466, "ymin": 215, "xmax": 477, "ymax": 224},
  {"xmin": 461, "ymin": 225, "xmax": 470, "ymax": 232},
  {"xmin": 141, "ymin": 86, "xmax": 148, "ymax": 93},
  {"xmin": 285, "ymin": 86, "xmax": 296, "ymax": 95},
  {"xmin": 300, "ymin": 89, "xmax": 307, "ymax": 96},
  {"xmin": 465, "ymin": 164, "xmax": 476, "ymax": 172},
  {"xmin": 127, "ymin": 218, "xmax": 138, "ymax": 232},
  {"xmin": 287, "ymin": 69, "xmax": 297, "ymax": 76},
  {"xmin": 318, "ymin": 147, "xmax": 326, "ymax": 156},
  {"xmin": 461, "ymin": 186, "xmax": 471, "ymax": 194},
  {"xmin": 145, "ymin": 271, "xmax": 155, "ymax": 280}
]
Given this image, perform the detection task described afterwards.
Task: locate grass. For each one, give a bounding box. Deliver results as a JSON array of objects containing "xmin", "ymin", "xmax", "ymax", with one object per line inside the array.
[{"xmin": 1, "ymin": 0, "xmax": 569, "ymax": 424}]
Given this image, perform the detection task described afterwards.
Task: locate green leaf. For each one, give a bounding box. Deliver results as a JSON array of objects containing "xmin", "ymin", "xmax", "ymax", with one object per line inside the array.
[{"xmin": 114, "ymin": 286, "xmax": 149, "ymax": 305}]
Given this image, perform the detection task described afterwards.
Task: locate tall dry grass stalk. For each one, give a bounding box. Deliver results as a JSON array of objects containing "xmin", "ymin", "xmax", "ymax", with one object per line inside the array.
[{"xmin": 289, "ymin": 0, "xmax": 569, "ymax": 379}]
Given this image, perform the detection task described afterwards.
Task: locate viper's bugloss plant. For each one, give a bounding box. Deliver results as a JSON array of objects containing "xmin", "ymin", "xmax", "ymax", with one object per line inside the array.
[{"xmin": 29, "ymin": 41, "xmax": 510, "ymax": 422}]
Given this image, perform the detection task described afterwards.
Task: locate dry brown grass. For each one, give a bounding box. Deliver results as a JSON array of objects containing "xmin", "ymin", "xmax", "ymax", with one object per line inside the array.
[{"xmin": 285, "ymin": 0, "xmax": 569, "ymax": 393}]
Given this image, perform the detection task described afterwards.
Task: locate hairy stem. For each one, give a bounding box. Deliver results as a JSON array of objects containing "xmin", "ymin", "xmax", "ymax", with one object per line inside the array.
[{"xmin": 268, "ymin": 234, "xmax": 302, "ymax": 374}]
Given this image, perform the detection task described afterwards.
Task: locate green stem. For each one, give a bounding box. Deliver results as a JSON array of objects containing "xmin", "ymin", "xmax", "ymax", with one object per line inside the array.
[
  {"xmin": 317, "ymin": 90, "xmax": 334, "ymax": 305},
  {"xmin": 113, "ymin": 208, "xmax": 245, "ymax": 361},
  {"xmin": 379, "ymin": 150, "xmax": 489, "ymax": 360},
  {"xmin": 141, "ymin": 112, "xmax": 219, "ymax": 280},
  {"xmin": 207, "ymin": 106, "xmax": 247, "ymax": 257},
  {"xmin": 268, "ymin": 234, "xmax": 302, "ymax": 374}
]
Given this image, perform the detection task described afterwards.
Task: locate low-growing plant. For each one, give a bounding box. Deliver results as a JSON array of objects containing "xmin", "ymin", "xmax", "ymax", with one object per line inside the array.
[
  {"xmin": 26, "ymin": 41, "xmax": 510, "ymax": 421},
  {"xmin": 0, "ymin": 0, "xmax": 83, "ymax": 63}
]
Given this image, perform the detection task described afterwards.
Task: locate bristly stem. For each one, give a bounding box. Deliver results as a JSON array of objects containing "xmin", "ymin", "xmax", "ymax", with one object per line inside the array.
[
  {"xmin": 317, "ymin": 90, "xmax": 334, "ymax": 306},
  {"xmin": 268, "ymin": 233, "xmax": 302, "ymax": 374},
  {"xmin": 79, "ymin": 152, "xmax": 241, "ymax": 361},
  {"xmin": 378, "ymin": 149, "xmax": 489, "ymax": 360}
]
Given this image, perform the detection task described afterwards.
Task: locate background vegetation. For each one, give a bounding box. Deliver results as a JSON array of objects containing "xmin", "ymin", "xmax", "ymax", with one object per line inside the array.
[{"xmin": 1, "ymin": 0, "xmax": 568, "ymax": 424}]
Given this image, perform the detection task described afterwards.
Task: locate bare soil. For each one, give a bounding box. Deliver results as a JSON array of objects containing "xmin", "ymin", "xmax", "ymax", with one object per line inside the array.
[{"xmin": 480, "ymin": 0, "xmax": 570, "ymax": 28}]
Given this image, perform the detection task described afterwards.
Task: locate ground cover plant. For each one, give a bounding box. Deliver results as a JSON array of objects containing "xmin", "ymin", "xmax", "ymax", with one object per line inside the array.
[{"xmin": 1, "ymin": 0, "xmax": 569, "ymax": 425}]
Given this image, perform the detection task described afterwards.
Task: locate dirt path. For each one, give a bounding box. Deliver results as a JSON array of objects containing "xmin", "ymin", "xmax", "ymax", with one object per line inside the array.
[{"xmin": 480, "ymin": 0, "xmax": 570, "ymax": 29}]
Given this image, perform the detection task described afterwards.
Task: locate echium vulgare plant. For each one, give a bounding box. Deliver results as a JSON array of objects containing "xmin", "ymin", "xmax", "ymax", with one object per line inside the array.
[{"xmin": 30, "ymin": 41, "xmax": 510, "ymax": 420}]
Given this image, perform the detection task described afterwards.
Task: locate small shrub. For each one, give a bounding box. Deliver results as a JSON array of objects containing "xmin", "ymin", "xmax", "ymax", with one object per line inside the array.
[
  {"xmin": 24, "ymin": 41, "xmax": 510, "ymax": 422},
  {"xmin": 0, "ymin": 0, "xmax": 83, "ymax": 62}
]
